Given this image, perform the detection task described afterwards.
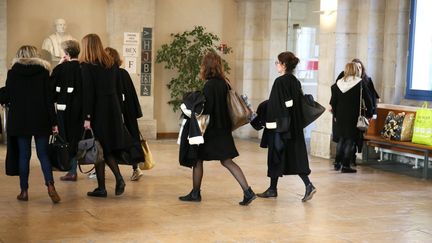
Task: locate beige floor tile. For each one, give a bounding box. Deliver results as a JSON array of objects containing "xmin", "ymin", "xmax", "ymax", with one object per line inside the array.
[{"xmin": 0, "ymin": 139, "xmax": 431, "ymax": 242}]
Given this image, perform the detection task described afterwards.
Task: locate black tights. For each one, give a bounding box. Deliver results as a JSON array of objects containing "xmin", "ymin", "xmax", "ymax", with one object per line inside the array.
[
  {"xmin": 336, "ymin": 138, "xmax": 356, "ymax": 167},
  {"xmin": 95, "ymin": 155, "xmax": 123, "ymax": 190},
  {"xmin": 269, "ymin": 174, "xmax": 311, "ymax": 190},
  {"xmin": 192, "ymin": 159, "xmax": 250, "ymax": 191}
]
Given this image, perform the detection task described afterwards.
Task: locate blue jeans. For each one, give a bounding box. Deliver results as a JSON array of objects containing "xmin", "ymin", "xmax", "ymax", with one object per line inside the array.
[
  {"xmin": 69, "ymin": 157, "xmax": 77, "ymax": 174},
  {"xmin": 17, "ymin": 135, "xmax": 54, "ymax": 190}
]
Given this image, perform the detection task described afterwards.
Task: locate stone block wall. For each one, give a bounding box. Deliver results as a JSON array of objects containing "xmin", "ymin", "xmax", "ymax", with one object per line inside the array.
[
  {"xmin": 107, "ymin": 0, "xmax": 157, "ymax": 139},
  {"xmin": 0, "ymin": 0, "xmax": 6, "ymax": 85}
]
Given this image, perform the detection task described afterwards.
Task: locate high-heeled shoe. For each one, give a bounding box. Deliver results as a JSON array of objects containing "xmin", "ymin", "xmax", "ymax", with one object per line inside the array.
[
  {"xmin": 239, "ymin": 187, "xmax": 256, "ymax": 206},
  {"xmin": 87, "ymin": 188, "xmax": 107, "ymax": 197},
  {"xmin": 17, "ymin": 190, "xmax": 28, "ymax": 201},
  {"xmin": 179, "ymin": 189, "xmax": 201, "ymax": 202},
  {"xmin": 302, "ymin": 183, "xmax": 316, "ymax": 202},
  {"xmin": 47, "ymin": 183, "xmax": 61, "ymax": 203},
  {"xmin": 115, "ymin": 178, "xmax": 126, "ymax": 196}
]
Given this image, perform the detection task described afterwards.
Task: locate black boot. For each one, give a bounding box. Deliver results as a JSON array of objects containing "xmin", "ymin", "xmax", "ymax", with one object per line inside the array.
[
  {"xmin": 302, "ymin": 183, "xmax": 316, "ymax": 202},
  {"xmin": 239, "ymin": 187, "xmax": 256, "ymax": 206},
  {"xmin": 87, "ymin": 188, "xmax": 108, "ymax": 197},
  {"xmin": 115, "ymin": 178, "xmax": 126, "ymax": 196},
  {"xmin": 341, "ymin": 166, "xmax": 357, "ymax": 173},
  {"xmin": 334, "ymin": 161, "xmax": 342, "ymax": 171},
  {"xmin": 256, "ymin": 188, "xmax": 278, "ymax": 198},
  {"xmin": 179, "ymin": 189, "xmax": 201, "ymax": 202}
]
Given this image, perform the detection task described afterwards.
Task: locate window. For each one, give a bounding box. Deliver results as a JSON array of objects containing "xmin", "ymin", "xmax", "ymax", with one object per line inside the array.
[{"xmin": 406, "ymin": 0, "xmax": 432, "ymax": 101}]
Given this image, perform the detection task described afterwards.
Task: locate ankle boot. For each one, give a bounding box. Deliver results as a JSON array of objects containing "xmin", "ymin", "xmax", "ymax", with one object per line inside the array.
[
  {"xmin": 47, "ymin": 182, "xmax": 61, "ymax": 203},
  {"xmin": 17, "ymin": 190, "xmax": 28, "ymax": 201},
  {"xmin": 302, "ymin": 183, "xmax": 316, "ymax": 202},
  {"xmin": 87, "ymin": 187, "xmax": 108, "ymax": 197},
  {"xmin": 179, "ymin": 189, "xmax": 201, "ymax": 202},
  {"xmin": 239, "ymin": 187, "xmax": 256, "ymax": 206},
  {"xmin": 256, "ymin": 188, "xmax": 278, "ymax": 198},
  {"xmin": 115, "ymin": 178, "xmax": 126, "ymax": 196}
]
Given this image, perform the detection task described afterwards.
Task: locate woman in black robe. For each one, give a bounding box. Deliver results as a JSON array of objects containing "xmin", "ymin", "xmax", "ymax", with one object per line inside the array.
[
  {"xmin": 50, "ymin": 40, "xmax": 83, "ymax": 181},
  {"xmin": 257, "ymin": 51, "xmax": 316, "ymax": 202},
  {"xmin": 178, "ymin": 51, "xmax": 256, "ymax": 206},
  {"xmin": 80, "ymin": 34, "xmax": 128, "ymax": 197},
  {"xmin": 105, "ymin": 47, "xmax": 144, "ymax": 182}
]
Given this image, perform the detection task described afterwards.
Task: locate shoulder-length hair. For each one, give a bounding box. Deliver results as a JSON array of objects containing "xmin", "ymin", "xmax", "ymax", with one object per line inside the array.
[
  {"xmin": 105, "ymin": 47, "xmax": 122, "ymax": 67},
  {"xmin": 79, "ymin": 33, "xmax": 113, "ymax": 68},
  {"xmin": 16, "ymin": 45, "xmax": 39, "ymax": 58},
  {"xmin": 343, "ymin": 62, "xmax": 360, "ymax": 78},
  {"xmin": 199, "ymin": 51, "xmax": 227, "ymax": 82}
]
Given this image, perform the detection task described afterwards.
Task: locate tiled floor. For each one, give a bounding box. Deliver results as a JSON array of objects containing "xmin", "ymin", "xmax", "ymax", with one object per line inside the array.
[{"xmin": 0, "ymin": 139, "xmax": 431, "ymax": 242}]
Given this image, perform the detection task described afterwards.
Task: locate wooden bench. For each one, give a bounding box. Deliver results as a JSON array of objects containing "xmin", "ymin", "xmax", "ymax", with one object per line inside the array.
[{"xmin": 363, "ymin": 104, "xmax": 432, "ymax": 179}]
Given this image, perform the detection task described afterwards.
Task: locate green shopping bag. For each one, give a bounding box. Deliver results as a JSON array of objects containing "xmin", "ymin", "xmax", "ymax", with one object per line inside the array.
[{"xmin": 412, "ymin": 102, "xmax": 432, "ymax": 146}]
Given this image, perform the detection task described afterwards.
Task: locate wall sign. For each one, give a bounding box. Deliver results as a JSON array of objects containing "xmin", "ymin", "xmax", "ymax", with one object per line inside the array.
[
  {"xmin": 122, "ymin": 32, "xmax": 139, "ymax": 74},
  {"xmin": 141, "ymin": 27, "xmax": 152, "ymax": 96}
]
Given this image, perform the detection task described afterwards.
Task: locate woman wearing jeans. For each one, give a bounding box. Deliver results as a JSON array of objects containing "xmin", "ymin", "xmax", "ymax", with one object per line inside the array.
[{"xmin": 2, "ymin": 45, "xmax": 60, "ymax": 203}]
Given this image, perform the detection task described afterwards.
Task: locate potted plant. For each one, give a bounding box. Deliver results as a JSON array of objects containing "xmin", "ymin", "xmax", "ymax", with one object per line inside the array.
[{"xmin": 156, "ymin": 26, "xmax": 232, "ymax": 111}]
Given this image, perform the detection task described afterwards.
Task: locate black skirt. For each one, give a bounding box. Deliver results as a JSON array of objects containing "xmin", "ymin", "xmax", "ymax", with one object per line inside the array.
[{"xmin": 198, "ymin": 128, "xmax": 239, "ymax": 161}]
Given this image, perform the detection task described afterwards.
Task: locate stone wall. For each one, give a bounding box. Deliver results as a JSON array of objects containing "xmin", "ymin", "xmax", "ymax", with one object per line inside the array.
[
  {"xmin": 310, "ymin": 0, "xmax": 410, "ymax": 158},
  {"xmin": 107, "ymin": 0, "xmax": 157, "ymax": 139},
  {"xmin": 0, "ymin": 0, "xmax": 6, "ymax": 85}
]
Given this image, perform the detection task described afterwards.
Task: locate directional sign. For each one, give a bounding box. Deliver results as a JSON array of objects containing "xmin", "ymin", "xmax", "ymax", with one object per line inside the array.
[{"xmin": 141, "ymin": 27, "xmax": 153, "ymax": 96}]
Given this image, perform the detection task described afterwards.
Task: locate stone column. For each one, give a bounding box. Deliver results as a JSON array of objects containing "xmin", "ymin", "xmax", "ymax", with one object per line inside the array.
[
  {"xmin": 235, "ymin": 0, "xmax": 288, "ymax": 138},
  {"xmin": 106, "ymin": 0, "xmax": 157, "ymax": 139},
  {"xmin": 381, "ymin": 0, "xmax": 409, "ymax": 104},
  {"xmin": 0, "ymin": 0, "xmax": 6, "ymax": 85},
  {"xmin": 309, "ymin": 0, "xmax": 342, "ymax": 159}
]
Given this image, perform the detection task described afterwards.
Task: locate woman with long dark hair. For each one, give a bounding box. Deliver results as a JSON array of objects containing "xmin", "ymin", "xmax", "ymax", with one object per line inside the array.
[
  {"xmin": 179, "ymin": 51, "xmax": 256, "ymax": 206},
  {"xmin": 257, "ymin": 51, "xmax": 316, "ymax": 202},
  {"xmin": 80, "ymin": 34, "xmax": 128, "ymax": 197}
]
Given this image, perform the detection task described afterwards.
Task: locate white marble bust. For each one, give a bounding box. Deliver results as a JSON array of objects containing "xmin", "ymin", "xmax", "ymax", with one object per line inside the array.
[{"xmin": 42, "ymin": 18, "xmax": 75, "ymax": 62}]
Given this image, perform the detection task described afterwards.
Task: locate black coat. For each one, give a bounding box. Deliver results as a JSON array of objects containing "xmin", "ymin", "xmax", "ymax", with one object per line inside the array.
[
  {"xmin": 119, "ymin": 68, "xmax": 142, "ymax": 139},
  {"xmin": 118, "ymin": 68, "xmax": 144, "ymax": 164},
  {"xmin": 336, "ymin": 71, "xmax": 379, "ymax": 114},
  {"xmin": 3, "ymin": 58, "xmax": 57, "ymax": 136},
  {"xmin": 50, "ymin": 60, "xmax": 83, "ymax": 154},
  {"xmin": 81, "ymin": 63, "xmax": 131, "ymax": 156},
  {"xmin": 330, "ymin": 77, "xmax": 374, "ymax": 142},
  {"xmin": 179, "ymin": 91, "xmax": 206, "ymax": 167},
  {"xmin": 198, "ymin": 77, "xmax": 239, "ymax": 161},
  {"xmin": 265, "ymin": 74, "xmax": 310, "ymax": 177}
]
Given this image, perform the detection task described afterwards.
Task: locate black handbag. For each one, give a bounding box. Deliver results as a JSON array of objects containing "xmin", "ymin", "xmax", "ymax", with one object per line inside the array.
[
  {"xmin": 5, "ymin": 135, "xmax": 19, "ymax": 176},
  {"xmin": 49, "ymin": 134, "xmax": 71, "ymax": 171},
  {"xmin": 301, "ymin": 94, "xmax": 325, "ymax": 128},
  {"xmin": 76, "ymin": 128, "xmax": 104, "ymax": 165}
]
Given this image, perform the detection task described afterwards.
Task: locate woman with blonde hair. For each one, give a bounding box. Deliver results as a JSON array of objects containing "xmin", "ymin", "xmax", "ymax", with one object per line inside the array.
[
  {"xmin": 179, "ymin": 51, "xmax": 256, "ymax": 206},
  {"xmin": 330, "ymin": 62, "xmax": 373, "ymax": 173},
  {"xmin": 2, "ymin": 45, "xmax": 60, "ymax": 203},
  {"xmin": 80, "ymin": 34, "xmax": 129, "ymax": 197}
]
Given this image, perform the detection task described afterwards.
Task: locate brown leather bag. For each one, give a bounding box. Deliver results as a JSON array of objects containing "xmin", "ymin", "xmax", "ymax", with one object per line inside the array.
[{"xmin": 226, "ymin": 82, "xmax": 253, "ymax": 131}]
